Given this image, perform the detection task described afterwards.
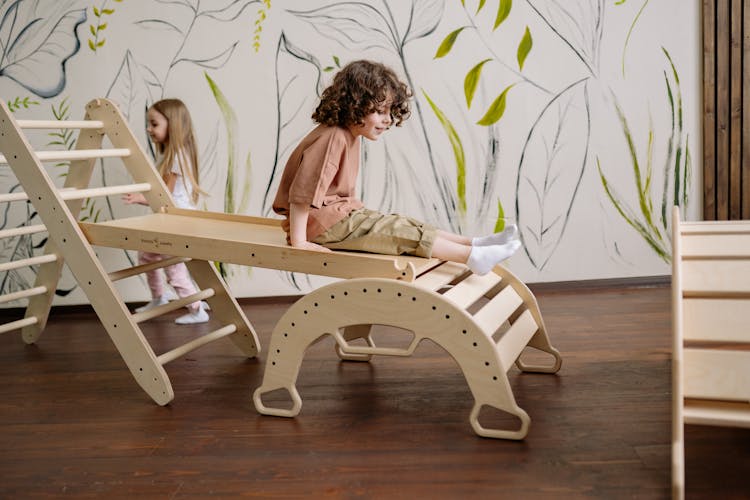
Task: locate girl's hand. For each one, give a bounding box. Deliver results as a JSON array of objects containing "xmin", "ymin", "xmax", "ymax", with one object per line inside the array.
[
  {"xmin": 291, "ymin": 240, "xmax": 333, "ymax": 253},
  {"xmin": 122, "ymin": 193, "xmax": 148, "ymax": 205}
]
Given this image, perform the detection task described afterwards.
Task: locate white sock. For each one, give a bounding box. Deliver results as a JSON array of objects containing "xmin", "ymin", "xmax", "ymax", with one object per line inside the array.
[
  {"xmin": 472, "ymin": 224, "xmax": 518, "ymax": 247},
  {"xmin": 466, "ymin": 240, "xmax": 521, "ymax": 275}
]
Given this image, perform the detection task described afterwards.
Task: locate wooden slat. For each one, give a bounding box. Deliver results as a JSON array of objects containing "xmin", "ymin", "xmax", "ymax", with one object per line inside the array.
[
  {"xmin": 496, "ymin": 310, "xmax": 538, "ymax": 370},
  {"xmin": 472, "ymin": 285, "xmax": 523, "ymax": 336},
  {"xmin": 716, "ymin": 0, "xmax": 730, "ymax": 219},
  {"xmin": 441, "ymin": 272, "xmax": 502, "ymax": 309},
  {"xmin": 680, "ymin": 231, "xmax": 750, "ymax": 257},
  {"xmin": 683, "ymin": 348, "xmax": 750, "ymax": 401},
  {"xmin": 744, "ymin": 0, "xmax": 750, "ymax": 219},
  {"xmin": 412, "ymin": 261, "xmax": 468, "ymax": 291},
  {"xmin": 680, "ymin": 220, "xmax": 750, "ymax": 232},
  {"xmin": 729, "ymin": 0, "xmax": 742, "ymax": 219},
  {"xmin": 683, "ymin": 297, "xmax": 750, "ymax": 342},
  {"xmin": 681, "ymin": 259, "xmax": 750, "ymax": 294},
  {"xmin": 703, "ymin": 0, "xmax": 717, "ymax": 220},
  {"xmin": 684, "ymin": 400, "xmax": 750, "ymax": 427}
]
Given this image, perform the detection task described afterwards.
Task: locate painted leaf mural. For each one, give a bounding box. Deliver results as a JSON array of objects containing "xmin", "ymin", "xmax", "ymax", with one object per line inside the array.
[
  {"xmin": 106, "ymin": 50, "xmax": 160, "ymax": 121},
  {"xmin": 403, "ymin": 0, "xmax": 445, "ymax": 44},
  {"xmin": 287, "ymin": 3, "xmax": 396, "ymax": 52},
  {"xmin": 0, "ymin": 1, "xmax": 86, "ymax": 97},
  {"xmin": 516, "ymin": 78, "xmax": 591, "ymax": 270},
  {"xmin": 527, "ymin": 0, "xmax": 604, "ymax": 75}
]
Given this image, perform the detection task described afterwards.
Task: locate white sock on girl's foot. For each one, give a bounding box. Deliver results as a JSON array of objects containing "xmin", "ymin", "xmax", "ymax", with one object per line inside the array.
[
  {"xmin": 471, "ymin": 224, "xmax": 518, "ymax": 247},
  {"xmin": 466, "ymin": 240, "xmax": 522, "ymax": 276}
]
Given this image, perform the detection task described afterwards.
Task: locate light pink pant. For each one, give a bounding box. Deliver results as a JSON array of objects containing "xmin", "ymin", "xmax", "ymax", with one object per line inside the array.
[{"xmin": 139, "ymin": 251, "xmax": 200, "ymax": 312}]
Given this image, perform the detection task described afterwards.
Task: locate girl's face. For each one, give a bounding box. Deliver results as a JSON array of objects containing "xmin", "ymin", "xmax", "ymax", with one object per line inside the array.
[
  {"xmin": 348, "ymin": 100, "xmax": 392, "ymax": 141},
  {"xmin": 146, "ymin": 107, "xmax": 169, "ymax": 145}
]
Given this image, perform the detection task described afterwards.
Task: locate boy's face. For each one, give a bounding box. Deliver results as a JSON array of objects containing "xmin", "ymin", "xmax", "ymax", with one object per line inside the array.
[
  {"xmin": 146, "ymin": 107, "xmax": 169, "ymax": 145},
  {"xmin": 349, "ymin": 100, "xmax": 393, "ymax": 141}
]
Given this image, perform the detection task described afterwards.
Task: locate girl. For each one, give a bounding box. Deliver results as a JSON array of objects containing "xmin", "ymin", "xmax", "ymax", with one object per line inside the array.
[
  {"xmin": 123, "ymin": 98, "xmax": 209, "ymax": 324},
  {"xmin": 272, "ymin": 60, "xmax": 520, "ymax": 275}
]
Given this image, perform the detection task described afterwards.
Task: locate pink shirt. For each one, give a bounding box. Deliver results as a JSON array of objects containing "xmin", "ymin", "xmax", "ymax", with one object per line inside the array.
[{"xmin": 273, "ymin": 125, "xmax": 364, "ymax": 239}]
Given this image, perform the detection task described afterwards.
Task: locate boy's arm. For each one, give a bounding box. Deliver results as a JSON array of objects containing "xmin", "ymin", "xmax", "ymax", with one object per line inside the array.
[{"xmin": 289, "ymin": 202, "xmax": 332, "ymax": 252}]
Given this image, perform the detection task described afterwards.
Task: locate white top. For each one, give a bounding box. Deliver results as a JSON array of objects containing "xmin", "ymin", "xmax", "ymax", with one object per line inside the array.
[{"xmin": 166, "ymin": 151, "xmax": 197, "ymax": 209}]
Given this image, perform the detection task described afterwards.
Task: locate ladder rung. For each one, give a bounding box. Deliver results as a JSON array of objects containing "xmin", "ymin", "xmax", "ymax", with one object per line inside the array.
[
  {"xmin": 0, "ymin": 224, "xmax": 46, "ymax": 239},
  {"xmin": 60, "ymin": 183, "xmax": 151, "ymax": 201},
  {"xmin": 0, "ymin": 183, "xmax": 150, "ymax": 204},
  {"xmin": 16, "ymin": 120, "xmax": 104, "ymax": 130},
  {"xmin": 0, "ymin": 286, "xmax": 48, "ymax": 305},
  {"xmin": 0, "ymin": 148, "xmax": 130, "ymax": 164},
  {"xmin": 132, "ymin": 288, "xmax": 215, "ymax": 323},
  {"xmin": 0, "ymin": 187, "xmax": 76, "ymax": 204},
  {"xmin": 0, "ymin": 253, "xmax": 58, "ymax": 273},
  {"xmin": 157, "ymin": 324, "xmax": 237, "ymax": 365},
  {"xmin": 0, "ymin": 316, "xmax": 38, "ymax": 335},
  {"xmin": 108, "ymin": 256, "xmax": 192, "ymax": 282}
]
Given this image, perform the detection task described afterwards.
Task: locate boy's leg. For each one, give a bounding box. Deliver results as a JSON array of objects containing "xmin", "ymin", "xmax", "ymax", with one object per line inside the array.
[{"xmin": 313, "ymin": 209, "xmax": 436, "ymax": 258}]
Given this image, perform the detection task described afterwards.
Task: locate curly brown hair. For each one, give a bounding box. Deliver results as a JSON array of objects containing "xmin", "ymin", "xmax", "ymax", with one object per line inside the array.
[{"xmin": 312, "ymin": 60, "xmax": 412, "ymax": 128}]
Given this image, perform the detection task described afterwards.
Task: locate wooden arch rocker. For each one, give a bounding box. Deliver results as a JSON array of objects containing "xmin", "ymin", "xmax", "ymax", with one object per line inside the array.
[{"xmin": 0, "ymin": 98, "xmax": 561, "ymax": 440}]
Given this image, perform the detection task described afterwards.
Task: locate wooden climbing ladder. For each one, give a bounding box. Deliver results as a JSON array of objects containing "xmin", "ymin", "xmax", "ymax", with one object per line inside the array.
[{"xmin": 0, "ymin": 98, "xmax": 260, "ymax": 405}]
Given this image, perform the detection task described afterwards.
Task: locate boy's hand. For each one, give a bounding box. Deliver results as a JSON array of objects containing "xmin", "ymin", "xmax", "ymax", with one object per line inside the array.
[{"xmin": 291, "ymin": 240, "xmax": 333, "ymax": 253}]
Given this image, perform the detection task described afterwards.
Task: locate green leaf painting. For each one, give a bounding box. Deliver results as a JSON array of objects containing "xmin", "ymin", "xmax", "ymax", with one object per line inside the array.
[
  {"xmin": 6, "ymin": 96, "xmax": 39, "ymax": 112},
  {"xmin": 422, "ymin": 89, "xmax": 467, "ymax": 216},
  {"xmin": 89, "ymin": 0, "xmax": 121, "ymax": 53},
  {"xmin": 477, "ymin": 84, "xmax": 514, "ymax": 126},
  {"xmin": 464, "ymin": 58, "xmax": 492, "ymax": 108},
  {"xmin": 494, "ymin": 0, "xmax": 512, "ymax": 30},
  {"xmin": 517, "ymin": 26, "xmax": 532, "ymax": 70},
  {"xmin": 494, "ymin": 199, "xmax": 506, "ymax": 232},
  {"xmin": 435, "ymin": 27, "xmax": 466, "ymax": 59}
]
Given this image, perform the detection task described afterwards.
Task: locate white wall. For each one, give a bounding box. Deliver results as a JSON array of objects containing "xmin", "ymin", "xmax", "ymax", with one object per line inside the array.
[{"xmin": 0, "ymin": 0, "xmax": 701, "ymax": 305}]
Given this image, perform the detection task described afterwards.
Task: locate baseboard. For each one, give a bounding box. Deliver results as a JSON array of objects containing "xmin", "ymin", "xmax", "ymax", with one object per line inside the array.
[{"xmin": 527, "ymin": 275, "xmax": 670, "ymax": 294}]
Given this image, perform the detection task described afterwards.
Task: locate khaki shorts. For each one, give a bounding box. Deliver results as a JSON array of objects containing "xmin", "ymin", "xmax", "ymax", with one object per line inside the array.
[{"xmin": 312, "ymin": 208, "xmax": 437, "ymax": 258}]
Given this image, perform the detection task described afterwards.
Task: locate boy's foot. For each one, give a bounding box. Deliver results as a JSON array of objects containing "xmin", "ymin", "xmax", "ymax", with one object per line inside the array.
[
  {"xmin": 466, "ymin": 240, "xmax": 522, "ymax": 276},
  {"xmin": 135, "ymin": 296, "xmax": 168, "ymax": 313},
  {"xmin": 175, "ymin": 307, "xmax": 209, "ymax": 325},
  {"xmin": 472, "ymin": 224, "xmax": 519, "ymax": 247}
]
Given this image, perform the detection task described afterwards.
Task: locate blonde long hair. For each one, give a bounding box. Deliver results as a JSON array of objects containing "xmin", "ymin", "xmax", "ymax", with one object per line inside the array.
[{"xmin": 149, "ymin": 98, "xmax": 204, "ymax": 205}]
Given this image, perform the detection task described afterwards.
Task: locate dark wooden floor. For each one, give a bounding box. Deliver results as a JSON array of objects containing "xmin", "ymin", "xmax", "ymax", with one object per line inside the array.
[{"xmin": 1, "ymin": 284, "xmax": 748, "ymax": 499}]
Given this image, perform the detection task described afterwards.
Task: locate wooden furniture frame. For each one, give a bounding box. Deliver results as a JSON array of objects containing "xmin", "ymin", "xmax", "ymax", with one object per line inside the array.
[
  {"xmin": 1, "ymin": 98, "xmax": 561, "ymax": 439},
  {"xmin": 671, "ymin": 206, "xmax": 750, "ymax": 498}
]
